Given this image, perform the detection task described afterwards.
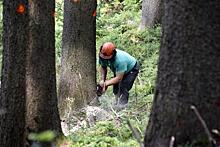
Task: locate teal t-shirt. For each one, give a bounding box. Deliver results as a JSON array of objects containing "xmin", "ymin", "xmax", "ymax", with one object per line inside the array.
[{"xmin": 99, "ymin": 49, "xmax": 136, "ymax": 74}]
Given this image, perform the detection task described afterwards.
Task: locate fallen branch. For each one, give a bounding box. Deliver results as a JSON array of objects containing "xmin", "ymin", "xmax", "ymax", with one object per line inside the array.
[
  {"xmin": 190, "ymin": 105, "xmax": 216, "ymax": 145},
  {"xmin": 169, "ymin": 136, "xmax": 175, "ymax": 147},
  {"xmin": 110, "ymin": 105, "xmax": 121, "ymax": 118},
  {"xmin": 127, "ymin": 119, "xmax": 144, "ymax": 147},
  {"xmin": 212, "ymin": 129, "xmax": 220, "ymax": 138}
]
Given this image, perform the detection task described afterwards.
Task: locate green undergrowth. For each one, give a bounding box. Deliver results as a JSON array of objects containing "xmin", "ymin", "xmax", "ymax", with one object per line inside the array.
[
  {"xmin": 69, "ymin": 121, "xmax": 138, "ymax": 146},
  {"xmin": 67, "ymin": 94, "xmax": 153, "ymax": 146}
]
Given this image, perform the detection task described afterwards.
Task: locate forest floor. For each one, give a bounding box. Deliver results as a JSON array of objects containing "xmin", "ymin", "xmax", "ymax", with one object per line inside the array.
[{"xmin": 61, "ymin": 89, "xmax": 153, "ymax": 146}]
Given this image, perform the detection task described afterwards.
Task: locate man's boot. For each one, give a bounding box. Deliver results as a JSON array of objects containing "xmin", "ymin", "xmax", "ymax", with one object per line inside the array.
[
  {"xmin": 118, "ymin": 92, "xmax": 128, "ymax": 105},
  {"xmin": 112, "ymin": 94, "xmax": 127, "ymax": 111}
]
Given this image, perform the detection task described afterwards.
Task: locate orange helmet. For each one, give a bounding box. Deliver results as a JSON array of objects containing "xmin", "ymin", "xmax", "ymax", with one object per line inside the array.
[{"xmin": 99, "ymin": 42, "xmax": 116, "ymax": 59}]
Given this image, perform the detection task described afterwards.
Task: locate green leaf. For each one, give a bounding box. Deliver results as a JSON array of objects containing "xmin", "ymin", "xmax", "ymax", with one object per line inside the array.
[{"xmin": 28, "ymin": 130, "xmax": 56, "ymax": 142}]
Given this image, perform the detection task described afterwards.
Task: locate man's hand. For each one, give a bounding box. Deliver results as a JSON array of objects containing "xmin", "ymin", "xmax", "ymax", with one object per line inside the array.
[{"xmin": 99, "ymin": 80, "xmax": 108, "ymax": 92}]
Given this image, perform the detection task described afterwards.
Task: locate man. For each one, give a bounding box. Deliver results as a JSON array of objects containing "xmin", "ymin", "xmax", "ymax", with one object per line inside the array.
[{"xmin": 99, "ymin": 42, "xmax": 140, "ymax": 106}]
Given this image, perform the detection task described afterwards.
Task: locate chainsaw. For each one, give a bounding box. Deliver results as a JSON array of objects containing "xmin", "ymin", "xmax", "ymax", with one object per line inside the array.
[{"xmin": 96, "ymin": 84, "xmax": 103, "ymax": 97}]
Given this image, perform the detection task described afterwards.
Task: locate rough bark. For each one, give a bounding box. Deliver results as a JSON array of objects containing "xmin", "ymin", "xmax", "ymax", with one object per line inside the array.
[
  {"xmin": 59, "ymin": 0, "xmax": 97, "ymax": 114},
  {"xmin": 139, "ymin": 0, "xmax": 163, "ymax": 29},
  {"xmin": 26, "ymin": 0, "xmax": 62, "ymax": 139},
  {"xmin": 144, "ymin": 0, "xmax": 220, "ymax": 146},
  {"xmin": 0, "ymin": 1, "xmax": 28, "ymax": 146},
  {"xmin": 0, "ymin": 1, "xmax": 61, "ymax": 146}
]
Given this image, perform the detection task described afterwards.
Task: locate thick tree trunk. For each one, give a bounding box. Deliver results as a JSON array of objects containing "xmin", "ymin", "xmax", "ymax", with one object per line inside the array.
[
  {"xmin": 0, "ymin": 1, "xmax": 61, "ymax": 146},
  {"xmin": 139, "ymin": 0, "xmax": 163, "ymax": 29},
  {"xmin": 59, "ymin": 0, "xmax": 97, "ymax": 114},
  {"xmin": 26, "ymin": 0, "xmax": 61, "ymax": 142},
  {"xmin": 0, "ymin": 1, "xmax": 28, "ymax": 146},
  {"xmin": 144, "ymin": 0, "xmax": 220, "ymax": 146}
]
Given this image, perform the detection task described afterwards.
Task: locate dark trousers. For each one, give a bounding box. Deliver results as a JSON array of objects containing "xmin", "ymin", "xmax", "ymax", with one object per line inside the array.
[{"xmin": 113, "ymin": 62, "xmax": 140, "ymax": 105}]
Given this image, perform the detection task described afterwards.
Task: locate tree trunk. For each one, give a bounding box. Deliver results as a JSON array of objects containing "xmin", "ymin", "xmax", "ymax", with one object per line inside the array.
[
  {"xmin": 26, "ymin": 0, "xmax": 62, "ymax": 140},
  {"xmin": 0, "ymin": 1, "xmax": 28, "ymax": 146},
  {"xmin": 139, "ymin": 0, "xmax": 163, "ymax": 29},
  {"xmin": 59, "ymin": 0, "xmax": 97, "ymax": 114},
  {"xmin": 0, "ymin": 1, "xmax": 61, "ymax": 146},
  {"xmin": 144, "ymin": 0, "xmax": 220, "ymax": 146}
]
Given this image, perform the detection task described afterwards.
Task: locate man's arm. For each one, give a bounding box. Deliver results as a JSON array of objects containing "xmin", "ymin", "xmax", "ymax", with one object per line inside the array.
[
  {"xmin": 100, "ymin": 66, "xmax": 107, "ymax": 82},
  {"xmin": 105, "ymin": 73, "xmax": 124, "ymax": 86}
]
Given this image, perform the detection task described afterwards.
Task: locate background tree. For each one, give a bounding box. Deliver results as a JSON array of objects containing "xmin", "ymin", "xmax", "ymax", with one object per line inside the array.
[
  {"xmin": 26, "ymin": 0, "xmax": 61, "ymax": 139},
  {"xmin": 139, "ymin": 0, "xmax": 163, "ymax": 29},
  {"xmin": 144, "ymin": 0, "xmax": 220, "ymax": 146},
  {"xmin": 59, "ymin": 0, "xmax": 97, "ymax": 114},
  {"xmin": 0, "ymin": 1, "xmax": 28, "ymax": 146}
]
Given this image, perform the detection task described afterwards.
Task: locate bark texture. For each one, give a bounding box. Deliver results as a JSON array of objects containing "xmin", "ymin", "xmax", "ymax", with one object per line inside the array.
[
  {"xmin": 144, "ymin": 0, "xmax": 220, "ymax": 146},
  {"xmin": 26, "ymin": 0, "xmax": 61, "ymax": 137},
  {"xmin": 139, "ymin": 0, "xmax": 163, "ymax": 29},
  {"xmin": 59, "ymin": 0, "xmax": 97, "ymax": 113},
  {"xmin": 0, "ymin": 1, "xmax": 61, "ymax": 146},
  {"xmin": 0, "ymin": 1, "xmax": 28, "ymax": 146}
]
